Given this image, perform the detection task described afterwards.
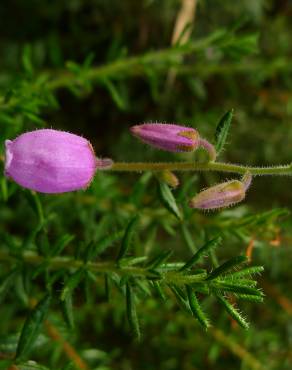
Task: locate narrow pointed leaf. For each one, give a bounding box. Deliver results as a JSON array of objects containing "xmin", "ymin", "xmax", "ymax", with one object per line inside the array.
[
  {"xmin": 146, "ymin": 250, "xmax": 173, "ymax": 269},
  {"xmin": 116, "ymin": 216, "xmax": 139, "ymax": 261},
  {"xmin": 216, "ymin": 294, "xmax": 249, "ymax": 329},
  {"xmin": 104, "ymin": 274, "xmax": 111, "ymax": 301},
  {"xmin": 186, "ymin": 286, "xmax": 210, "ymax": 329},
  {"xmin": 16, "ymin": 294, "xmax": 51, "ymax": 359},
  {"xmin": 169, "ymin": 285, "xmax": 191, "ymax": 313},
  {"xmin": 227, "ymin": 266, "xmax": 264, "ymax": 278},
  {"xmin": 212, "ymin": 281, "xmax": 263, "ymax": 297},
  {"xmin": 91, "ymin": 231, "xmax": 124, "ymax": 259},
  {"xmin": 0, "ymin": 269, "xmax": 18, "ymax": 303},
  {"xmin": 158, "ymin": 181, "xmax": 182, "ymax": 220},
  {"xmin": 126, "ymin": 282, "xmax": 141, "ymax": 340},
  {"xmin": 235, "ymin": 294, "xmax": 264, "ymax": 303},
  {"xmin": 215, "ymin": 109, "xmax": 233, "ymax": 155},
  {"xmin": 61, "ymin": 294, "xmax": 74, "ymax": 329},
  {"xmin": 51, "ymin": 234, "xmax": 75, "ymax": 257},
  {"xmin": 206, "ymin": 255, "xmax": 248, "ymax": 280},
  {"xmin": 181, "ymin": 224, "xmax": 196, "ymax": 253},
  {"xmin": 150, "ymin": 281, "xmax": 166, "ymax": 301},
  {"xmin": 61, "ymin": 269, "xmax": 85, "ymax": 301},
  {"xmin": 16, "ymin": 362, "xmax": 50, "ymax": 370},
  {"xmin": 180, "ymin": 236, "xmax": 222, "ymax": 271},
  {"xmin": 102, "ymin": 78, "xmax": 128, "ymax": 110}
]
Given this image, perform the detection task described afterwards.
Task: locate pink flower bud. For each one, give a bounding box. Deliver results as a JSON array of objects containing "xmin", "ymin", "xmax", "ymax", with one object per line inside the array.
[
  {"xmin": 4, "ymin": 129, "xmax": 112, "ymax": 194},
  {"xmin": 130, "ymin": 123, "xmax": 216, "ymax": 160},
  {"xmin": 131, "ymin": 123, "xmax": 199, "ymax": 152},
  {"xmin": 189, "ymin": 173, "xmax": 252, "ymax": 210}
]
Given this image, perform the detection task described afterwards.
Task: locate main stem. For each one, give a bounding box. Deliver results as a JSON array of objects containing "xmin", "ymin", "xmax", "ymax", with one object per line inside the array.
[
  {"xmin": 0, "ymin": 251, "xmax": 206, "ymax": 285},
  {"xmin": 110, "ymin": 161, "xmax": 292, "ymax": 176}
]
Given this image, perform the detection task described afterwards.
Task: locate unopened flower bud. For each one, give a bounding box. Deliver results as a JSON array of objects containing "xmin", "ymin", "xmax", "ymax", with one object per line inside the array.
[
  {"xmin": 130, "ymin": 123, "xmax": 216, "ymax": 160},
  {"xmin": 5, "ymin": 129, "xmax": 112, "ymax": 194},
  {"xmin": 189, "ymin": 172, "xmax": 252, "ymax": 210},
  {"xmin": 157, "ymin": 170, "xmax": 180, "ymax": 188}
]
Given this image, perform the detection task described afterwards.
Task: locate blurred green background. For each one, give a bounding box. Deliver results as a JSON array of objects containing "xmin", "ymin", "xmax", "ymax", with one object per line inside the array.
[{"xmin": 0, "ymin": 1, "xmax": 292, "ymax": 369}]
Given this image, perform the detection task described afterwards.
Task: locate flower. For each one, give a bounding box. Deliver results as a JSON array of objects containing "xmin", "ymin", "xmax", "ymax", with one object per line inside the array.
[
  {"xmin": 189, "ymin": 172, "xmax": 252, "ymax": 210},
  {"xmin": 130, "ymin": 123, "xmax": 216, "ymax": 160},
  {"xmin": 4, "ymin": 129, "xmax": 112, "ymax": 194}
]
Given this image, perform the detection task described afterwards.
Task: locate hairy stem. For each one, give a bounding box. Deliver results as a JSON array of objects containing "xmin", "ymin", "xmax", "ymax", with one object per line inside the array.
[
  {"xmin": 109, "ymin": 161, "xmax": 292, "ymax": 176},
  {"xmin": 0, "ymin": 31, "xmax": 224, "ymax": 111},
  {"xmin": 0, "ymin": 251, "xmax": 206, "ymax": 286}
]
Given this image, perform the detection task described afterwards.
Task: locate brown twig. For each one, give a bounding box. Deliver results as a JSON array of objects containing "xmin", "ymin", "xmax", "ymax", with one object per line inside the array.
[
  {"xmin": 44, "ymin": 320, "xmax": 89, "ymax": 370},
  {"xmin": 28, "ymin": 298, "xmax": 89, "ymax": 370},
  {"xmin": 246, "ymin": 238, "xmax": 255, "ymax": 262},
  {"xmin": 167, "ymin": 0, "xmax": 198, "ymax": 87}
]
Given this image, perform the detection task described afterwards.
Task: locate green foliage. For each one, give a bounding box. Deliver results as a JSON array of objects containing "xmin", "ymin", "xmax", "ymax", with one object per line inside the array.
[
  {"xmin": 215, "ymin": 109, "xmax": 233, "ymax": 156},
  {"xmin": 180, "ymin": 237, "xmax": 222, "ymax": 271},
  {"xmin": 16, "ymin": 294, "xmax": 51, "ymax": 360},
  {"xmin": 116, "ymin": 215, "xmax": 139, "ymax": 261},
  {"xmin": 0, "ymin": 1, "xmax": 292, "ymax": 369},
  {"xmin": 186, "ymin": 286, "xmax": 210, "ymax": 329},
  {"xmin": 126, "ymin": 281, "xmax": 141, "ymax": 340},
  {"xmin": 158, "ymin": 181, "xmax": 182, "ymax": 220}
]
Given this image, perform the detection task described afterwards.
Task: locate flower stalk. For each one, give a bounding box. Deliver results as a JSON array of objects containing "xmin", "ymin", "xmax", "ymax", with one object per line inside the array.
[{"xmin": 109, "ymin": 161, "xmax": 292, "ymax": 176}]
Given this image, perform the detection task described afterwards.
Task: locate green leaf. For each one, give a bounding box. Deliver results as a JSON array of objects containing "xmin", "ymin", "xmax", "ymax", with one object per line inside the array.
[
  {"xmin": 16, "ymin": 294, "xmax": 51, "ymax": 359},
  {"xmin": 180, "ymin": 237, "xmax": 222, "ymax": 271},
  {"xmin": 35, "ymin": 231, "xmax": 50, "ymax": 257},
  {"xmin": 118, "ymin": 256, "xmax": 148, "ymax": 267},
  {"xmin": 206, "ymin": 255, "xmax": 248, "ymax": 280},
  {"xmin": 104, "ymin": 274, "xmax": 111, "ymax": 301},
  {"xmin": 180, "ymin": 224, "xmax": 197, "ymax": 253},
  {"xmin": 126, "ymin": 282, "xmax": 141, "ymax": 340},
  {"xmin": 66, "ymin": 60, "xmax": 81, "ymax": 73},
  {"xmin": 51, "ymin": 234, "xmax": 75, "ymax": 257},
  {"xmin": 24, "ymin": 191, "xmax": 44, "ymax": 228},
  {"xmin": 222, "ymin": 278, "xmax": 258, "ymax": 288},
  {"xmin": 212, "ymin": 281, "xmax": 263, "ymax": 297},
  {"xmin": 215, "ymin": 109, "xmax": 233, "ymax": 155},
  {"xmin": 216, "ymin": 294, "xmax": 249, "ymax": 329},
  {"xmin": 102, "ymin": 78, "xmax": 128, "ymax": 110},
  {"xmin": 228, "ymin": 266, "xmax": 264, "ymax": 278},
  {"xmin": 17, "ymin": 361, "xmax": 51, "ymax": 370},
  {"xmin": 83, "ymin": 52, "xmax": 95, "ymax": 68},
  {"xmin": 22, "ymin": 44, "xmax": 34, "ymax": 75},
  {"xmin": 222, "ymin": 33, "xmax": 259, "ymax": 59},
  {"xmin": 61, "ymin": 294, "xmax": 75, "ymax": 329},
  {"xmin": 1, "ymin": 177, "xmax": 8, "ymax": 202},
  {"xmin": 61, "ymin": 269, "xmax": 85, "ymax": 301},
  {"xmin": 186, "ymin": 286, "xmax": 210, "ymax": 329},
  {"xmin": 235, "ymin": 294, "xmax": 264, "ymax": 303},
  {"xmin": 158, "ymin": 181, "xmax": 182, "ymax": 220},
  {"xmin": 169, "ymin": 285, "xmax": 191, "ymax": 313},
  {"xmin": 116, "ymin": 216, "xmax": 139, "ymax": 261},
  {"xmin": 130, "ymin": 172, "xmax": 152, "ymax": 206},
  {"xmin": 61, "ymin": 363, "xmax": 75, "ymax": 370},
  {"xmin": 86, "ymin": 231, "xmax": 124, "ymax": 261},
  {"xmin": 150, "ymin": 281, "xmax": 166, "ymax": 301},
  {"xmin": 0, "ymin": 269, "xmax": 18, "ymax": 303},
  {"xmin": 146, "ymin": 250, "xmax": 173, "ymax": 269}
]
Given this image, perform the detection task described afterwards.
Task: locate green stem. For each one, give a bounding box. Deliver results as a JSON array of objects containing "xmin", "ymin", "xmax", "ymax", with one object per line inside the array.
[
  {"xmin": 0, "ymin": 251, "xmax": 206, "ymax": 286},
  {"xmin": 110, "ymin": 161, "xmax": 292, "ymax": 176},
  {"xmin": 0, "ymin": 31, "xmax": 224, "ymax": 111},
  {"xmin": 47, "ymin": 30, "xmax": 222, "ymax": 90}
]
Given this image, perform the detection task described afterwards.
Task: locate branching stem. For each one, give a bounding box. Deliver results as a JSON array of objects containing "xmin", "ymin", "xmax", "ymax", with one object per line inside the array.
[{"xmin": 0, "ymin": 251, "xmax": 206, "ymax": 285}]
